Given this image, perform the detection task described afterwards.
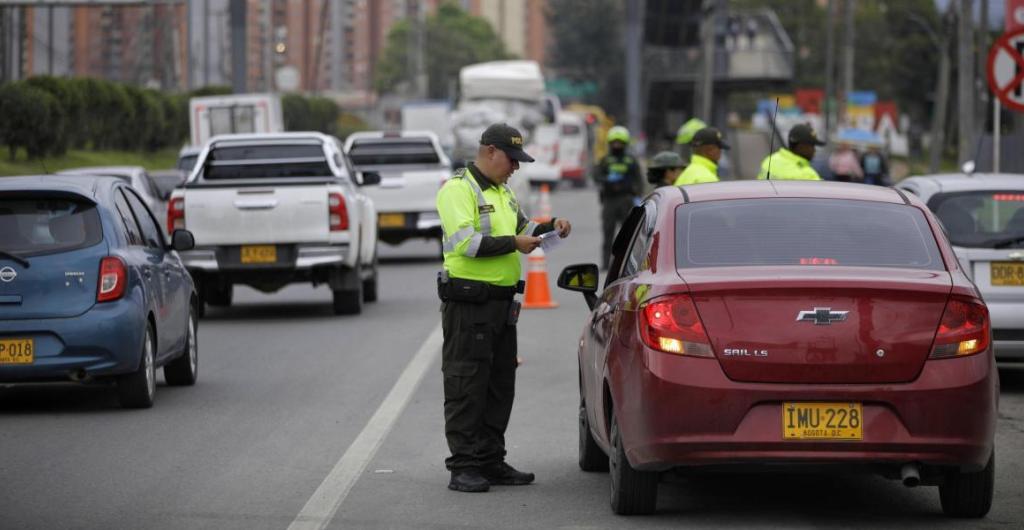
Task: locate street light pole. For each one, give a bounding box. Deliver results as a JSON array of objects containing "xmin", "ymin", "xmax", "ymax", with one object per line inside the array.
[
  {"xmin": 824, "ymin": 0, "xmax": 836, "ymax": 143},
  {"xmin": 957, "ymin": 0, "xmax": 975, "ymax": 165}
]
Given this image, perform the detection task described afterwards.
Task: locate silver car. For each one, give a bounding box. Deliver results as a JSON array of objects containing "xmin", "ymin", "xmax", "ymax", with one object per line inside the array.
[
  {"xmin": 897, "ymin": 173, "xmax": 1024, "ymax": 362},
  {"xmin": 57, "ymin": 166, "xmax": 165, "ymax": 223}
]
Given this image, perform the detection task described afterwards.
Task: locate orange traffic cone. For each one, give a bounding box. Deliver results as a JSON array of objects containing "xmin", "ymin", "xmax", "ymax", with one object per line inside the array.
[
  {"xmin": 523, "ymin": 248, "xmax": 558, "ymax": 309},
  {"xmin": 533, "ymin": 183, "xmax": 553, "ymax": 223}
]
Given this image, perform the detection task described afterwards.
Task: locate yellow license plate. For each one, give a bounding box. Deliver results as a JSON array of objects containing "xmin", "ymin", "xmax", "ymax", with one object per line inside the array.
[
  {"xmin": 783, "ymin": 402, "xmax": 862, "ymax": 440},
  {"xmin": 0, "ymin": 338, "xmax": 34, "ymax": 365},
  {"xmin": 991, "ymin": 262, "xmax": 1024, "ymax": 286},
  {"xmin": 379, "ymin": 213, "xmax": 406, "ymax": 228},
  {"xmin": 240, "ymin": 245, "xmax": 277, "ymax": 264}
]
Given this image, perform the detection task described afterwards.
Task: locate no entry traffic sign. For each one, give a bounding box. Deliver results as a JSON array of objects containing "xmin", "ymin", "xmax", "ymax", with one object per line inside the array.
[{"xmin": 987, "ymin": 28, "xmax": 1024, "ymax": 112}]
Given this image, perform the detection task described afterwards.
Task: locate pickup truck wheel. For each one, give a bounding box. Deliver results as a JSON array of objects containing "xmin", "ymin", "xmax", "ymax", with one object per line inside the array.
[
  {"xmin": 332, "ymin": 278, "xmax": 363, "ymax": 315},
  {"xmin": 362, "ymin": 255, "xmax": 378, "ymax": 303},
  {"xmin": 205, "ymin": 284, "xmax": 232, "ymax": 307}
]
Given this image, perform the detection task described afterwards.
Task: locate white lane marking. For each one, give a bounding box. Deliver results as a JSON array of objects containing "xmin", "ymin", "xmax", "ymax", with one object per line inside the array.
[{"xmin": 288, "ymin": 323, "xmax": 443, "ymax": 530}]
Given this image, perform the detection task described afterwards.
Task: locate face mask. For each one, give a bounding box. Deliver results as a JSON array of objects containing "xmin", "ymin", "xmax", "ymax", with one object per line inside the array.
[{"xmin": 611, "ymin": 146, "xmax": 625, "ymax": 156}]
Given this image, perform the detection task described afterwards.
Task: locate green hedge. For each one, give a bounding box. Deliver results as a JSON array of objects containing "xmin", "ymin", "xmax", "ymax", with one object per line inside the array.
[{"xmin": 0, "ymin": 77, "xmax": 358, "ymax": 161}]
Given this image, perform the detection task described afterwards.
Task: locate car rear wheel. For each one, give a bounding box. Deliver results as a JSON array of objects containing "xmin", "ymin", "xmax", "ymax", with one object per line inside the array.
[
  {"xmin": 362, "ymin": 253, "xmax": 378, "ymax": 303},
  {"xmin": 332, "ymin": 266, "xmax": 363, "ymax": 315},
  {"xmin": 164, "ymin": 310, "xmax": 198, "ymax": 386},
  {"xmin": 579, "ymin": 395, "xmax": 608, "ymax": 472},
  {"xmin": 939, "ymin": 453, "xmax": 994, "ymax": 518},
  {"xmin": 609, "ymin": 411, "xmax": 658, "ymax": 515},
  {"xmin": 117, "ymin": 323, "xmax": 156, "ymax": 409}
]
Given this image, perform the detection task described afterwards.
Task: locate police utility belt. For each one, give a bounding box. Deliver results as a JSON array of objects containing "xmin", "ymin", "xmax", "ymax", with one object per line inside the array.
[{"xmin": 437, "ymin": 271, "xmax": 524, "ymax": 303}]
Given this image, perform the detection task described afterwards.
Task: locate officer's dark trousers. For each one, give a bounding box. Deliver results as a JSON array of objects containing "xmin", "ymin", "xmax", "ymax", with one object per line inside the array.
[
  {"xmin": 441, "ymin": 298, "xmax": 517, "ymax": 470},
  {"xmin": 601, "ymin": 195, "xmax": 634, "ymax": 268}
]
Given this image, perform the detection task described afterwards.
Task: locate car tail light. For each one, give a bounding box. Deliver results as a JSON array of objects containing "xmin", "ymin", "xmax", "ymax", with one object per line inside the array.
[
  {"xmin": 639, "ymin": 294, "xmax": 713, "ymax": 357},
  {"xmin": 929, "ymin": 297, "xmax": 990, "ymax": 358},
  {"xmin": 551, "ymin": 142, "xmax": 559, "ymax": 164},
  {"xmin": 97, "ymin": 257, "xmax": 127, "ymax": 303},
  {"xmin": 167, "ymin": 197, "xmax": 185, "ymax": 233},
  {"xmin": 328, "ymin": 192, "xmax": 348, "ymax": 231}
]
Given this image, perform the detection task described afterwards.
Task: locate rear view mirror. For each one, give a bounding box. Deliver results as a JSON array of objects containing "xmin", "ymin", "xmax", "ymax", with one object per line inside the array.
[
  {"xmin": 557, "ymin": 263, "xmax": 599, "ymax": 310},
  {"xmin": 170, "ymin": 229, "xmax": 195, "ymax": 251},
  {"xmin": 360, "ymin": 171, "xmax": 381, "ymax": 186}
]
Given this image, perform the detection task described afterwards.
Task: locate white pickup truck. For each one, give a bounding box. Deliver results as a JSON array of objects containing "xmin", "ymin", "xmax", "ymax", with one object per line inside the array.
[{"xmin": 169, "ymin": 132, "xmax": 380, "ymax": 315}]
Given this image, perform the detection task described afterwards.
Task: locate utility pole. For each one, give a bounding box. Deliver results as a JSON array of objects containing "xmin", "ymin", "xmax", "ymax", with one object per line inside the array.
[
  {"xmin": 229, "ymin": 0, "xmax": 246, "ymax": 93},
  {"xmin": 203, "ymin": 0, "xmax": 210, "ymax": 87},
  {"xmin": 840, "ymin": 0, "xmax": 854, "ymax": 127},
  {"xmin": 929, "ymin": 9, "xmax": 952, "ymax": 173},
  {"xmin": 624, "ymin": 0, "xmax": 644, "ymax": 149},
  {"xmin": 823, "ymin": 0, "xmax": 836, "ymax": 143},
  {"xmin": 696, "ymin": 0, "xmax": 718, "ymax": 122},
  {"xmin": 263, "ymin": 0, "xmax": 273, "ymax": 91},
  {"xmin": 957, "ymin": 0, "xmax": 975, "ymax": 165}
]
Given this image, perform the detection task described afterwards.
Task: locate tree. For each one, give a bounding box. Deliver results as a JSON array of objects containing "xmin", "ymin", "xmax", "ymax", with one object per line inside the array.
[
  {"xmin": 0, "ymin": 82, "xmax": 59, "ymax": 160},
  {"xmin": 375, "ymin": 2, "xmax": 510, "ymax": 99},
  {"xmin": 545, "ymin": 0, "xmax": 625, "ymax": 112}
]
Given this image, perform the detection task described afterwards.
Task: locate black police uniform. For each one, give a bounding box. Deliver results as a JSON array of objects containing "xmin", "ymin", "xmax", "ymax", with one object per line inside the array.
[{"xmin": 594, "ymin": 153, "xmax": 641, "ymax": 268}]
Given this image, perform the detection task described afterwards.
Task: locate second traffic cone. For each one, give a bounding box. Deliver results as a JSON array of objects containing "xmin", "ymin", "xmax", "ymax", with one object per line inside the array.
[
  {"xmin": 532, "ymin": 183, "xmax": 553, "ymax": 223},
  {"xmin": 523, "ymin": 248, "xmax": 558, "ymax": 309}
]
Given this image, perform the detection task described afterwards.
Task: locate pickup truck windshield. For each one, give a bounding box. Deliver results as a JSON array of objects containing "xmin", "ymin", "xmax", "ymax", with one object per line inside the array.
[
  {"xmin": 202, "ymin": 143, "xmax": 333, "ymax": 180},
  {"xmin": 349, "ymin": 139, "xmax": 440, "ymax": 166}
]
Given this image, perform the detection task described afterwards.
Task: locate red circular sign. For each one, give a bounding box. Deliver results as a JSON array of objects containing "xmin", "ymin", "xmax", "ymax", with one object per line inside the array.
[{"xmin": 987, "ymin": 29, "xmax": 1024, "ymax": 112}]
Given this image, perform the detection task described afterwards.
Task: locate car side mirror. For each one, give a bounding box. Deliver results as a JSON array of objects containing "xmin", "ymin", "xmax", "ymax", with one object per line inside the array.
[
  {"xmin": 557, "ymin": 263, "xmax": 599, "ymax": 310},
  {"xmin": 360, "ymin": 171, "xmax": 381, "ymax": 186},
  {"xmin": 170, "ymin": 229, "xmax": 195, "ymax": 251}
]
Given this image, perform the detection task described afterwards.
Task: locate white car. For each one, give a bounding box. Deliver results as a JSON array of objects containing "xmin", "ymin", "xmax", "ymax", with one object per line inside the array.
[
  {"xmin": 172, "ymin": 132, "xmax": 380, "ymax": 315},
  {"xmin": 344, "ymin": 131, "xmax": 451, "ymax": 246},
  {"xmin": 557, "ymin": 111, "xmax": 590, "ymax": 188},
  {"xmin": 57, "ymin": 166, "xmax": 165, "ymax": 221},
  {"xmin": 897, "ymin": 172, "xmax": 1024, "ymax": 362}
]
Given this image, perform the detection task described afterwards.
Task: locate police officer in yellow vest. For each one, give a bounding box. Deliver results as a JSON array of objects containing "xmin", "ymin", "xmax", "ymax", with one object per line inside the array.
[
  {"xmin": 674, "ymin": 127, "xmax": 727, "ymax": 186},
  {"xmin": 757, "ymin": 123, "xmax": 825, "ymax": 180},
  {"xmin": 436, "ymin": 123, "xmax": 571, "ymax": 493},
  {"xmin": 594, "ymin": 125, "xmax": 641, "ymax": 269}
]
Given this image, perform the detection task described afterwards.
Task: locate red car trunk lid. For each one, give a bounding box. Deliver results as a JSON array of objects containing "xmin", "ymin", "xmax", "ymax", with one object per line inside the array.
[{"xmin": 682, "ymin": 267, "xmax": 952, "ymax": 384}]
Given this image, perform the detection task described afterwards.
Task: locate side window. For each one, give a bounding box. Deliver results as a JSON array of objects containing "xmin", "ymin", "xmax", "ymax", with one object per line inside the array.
[
  {"xmin": 605, "ymin": 206, "xmax": 645, "ymax": 287},
  {"xmin": 621, "ymin": 201, "xmax": 659, "ymax": 278},
  {"xmin": 114, "ymin": 189, "xmax": 144, "ymax": 246},
  {"xmin": 123, "ymin": 188, "xmax": 164, "ymax": 249}
]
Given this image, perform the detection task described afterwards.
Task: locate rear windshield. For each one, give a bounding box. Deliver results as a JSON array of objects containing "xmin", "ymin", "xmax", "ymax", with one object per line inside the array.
[
  {"xmin": 177, "ymin": 154, "xmax": 198, "ymax": 171},
  {"xmin": 348, "ymin": 139, "xmax": 441, "ymax": 166},
  {"xmin": 201, "ymin": 143, "xmax": 332, "ymax": 180},
  {"xmin": 929, "ymin": 191, "xmax": 1024, "ymax": 249},
  {"xmin": 675, "ymin": 199, "xmax": 945, "ymax": 270},
  {"xmin": 0, "ymin": 196, "xmax": 103, "ymax": 256}
]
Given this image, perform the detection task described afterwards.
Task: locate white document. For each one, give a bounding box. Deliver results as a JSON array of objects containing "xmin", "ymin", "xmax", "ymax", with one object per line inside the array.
[{"xmin": 539, "ymin": 230, "xmax": 565, "ymax": 252}]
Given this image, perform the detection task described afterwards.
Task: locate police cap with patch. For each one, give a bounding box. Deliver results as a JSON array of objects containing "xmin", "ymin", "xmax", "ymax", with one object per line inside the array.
[
  {"xmin": 480, "ymin": 123, "xmax": 535, "ymax": 163},
  {"xmin": 690, "ymin": 127, "xmax": 730, "ymax": 149}
]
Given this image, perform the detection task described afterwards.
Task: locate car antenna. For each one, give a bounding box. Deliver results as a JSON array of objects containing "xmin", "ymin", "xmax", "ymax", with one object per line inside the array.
[
  {"xmin": 39, "ymin": 158, "xmax": 50, "ymax": 175},
  {"xmin": 765, "ymin": 97, "xmax": 780, "ymax": 180}
]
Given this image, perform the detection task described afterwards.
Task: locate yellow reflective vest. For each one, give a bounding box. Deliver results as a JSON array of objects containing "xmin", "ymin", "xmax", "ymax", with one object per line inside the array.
[
  {"xmin": 436, "ymin": 166, "xmax": 536, "ymax": 286},
  {"xmin": 673, "ymin": 154, "xmax": 720, "ymax": 186},
  {"xmin": 756, "ymin": 148, "xmax": 822, "ymax": 180}
]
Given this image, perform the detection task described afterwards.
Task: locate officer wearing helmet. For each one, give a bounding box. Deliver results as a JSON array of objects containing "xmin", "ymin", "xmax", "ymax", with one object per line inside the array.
[
  {"xmin": 593, "ymin": 125, "xmax": 641, "ymax": 269},
  {"xmin": 646, "ymin": 151, "xmax": 686, "ymax": 186}
]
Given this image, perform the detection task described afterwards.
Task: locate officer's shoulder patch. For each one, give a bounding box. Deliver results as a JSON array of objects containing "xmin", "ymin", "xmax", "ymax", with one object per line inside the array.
[{"xmin": 451, "ymin": 168, "xmax": 468, "ymax": 179}]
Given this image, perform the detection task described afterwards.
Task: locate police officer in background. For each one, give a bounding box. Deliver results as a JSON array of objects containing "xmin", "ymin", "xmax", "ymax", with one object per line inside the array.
[
  {"xmin": 594, "ymin": 125, "xmax": 641, "ymax": 269},
  {"xmin": 757, "ymin": 123, "xmax": 825, "ymax": 180},
  {"xmin": 436, "ymin": 123, "xmax": 572, "ymax": 493},
  {"xmin": 646, "ymin": 151, "xmax": 686, "ymax": 186},
  {"xmin": 674, "ymin": 127, "xmax": 727, "ymax": 186}
]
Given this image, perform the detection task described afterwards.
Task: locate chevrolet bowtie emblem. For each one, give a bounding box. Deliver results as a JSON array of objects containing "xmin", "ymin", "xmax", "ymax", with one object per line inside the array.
[{"xmin": 796, "ymin": 307, "xmax": 849, "ymax": 325}]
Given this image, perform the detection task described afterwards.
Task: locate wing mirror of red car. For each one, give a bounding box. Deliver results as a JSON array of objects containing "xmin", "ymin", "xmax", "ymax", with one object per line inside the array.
[{"xmin": 557, "ymin": 263, "xmax": 599, "ymax": 310}]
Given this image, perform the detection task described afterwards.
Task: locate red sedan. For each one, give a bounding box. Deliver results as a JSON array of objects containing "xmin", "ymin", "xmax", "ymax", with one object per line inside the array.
[{"xmin": 557, "ymin": 180, "xmax": 997, "ymax": 517}]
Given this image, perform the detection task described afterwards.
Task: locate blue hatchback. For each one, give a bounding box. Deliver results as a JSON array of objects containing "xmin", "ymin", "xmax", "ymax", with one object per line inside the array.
[{"xmin": 0, "ymin": 175, "xmax": 198, "ymax": 408}]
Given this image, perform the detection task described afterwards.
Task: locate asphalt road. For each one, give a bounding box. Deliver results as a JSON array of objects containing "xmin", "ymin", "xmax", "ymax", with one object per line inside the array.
[{"xmin": 2, "ymin": 188, "xmax": 1023, "ymax": 529}]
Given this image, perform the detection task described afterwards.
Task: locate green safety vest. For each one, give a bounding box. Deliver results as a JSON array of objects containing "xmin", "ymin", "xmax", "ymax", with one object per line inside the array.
[
  {"xmin": 756, "ymin": 148, "xmax": 822, "ymax": 181},
  {"xmin": 673, "ymin": 154, "xmax": 720, "ymax": 186},
  {"xmin": 436, "ymin": 166, "xmax": 537, "ymax": 286}
]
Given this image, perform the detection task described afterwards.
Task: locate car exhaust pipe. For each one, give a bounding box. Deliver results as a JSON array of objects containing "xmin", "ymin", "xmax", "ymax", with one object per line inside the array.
[
  {"xmin": 900, "ymin": 463, "xmax": 921, "ymax": 488},
  {"xmin": 68, "ymin": 369, "xmax": 90, "ymax": 383}
]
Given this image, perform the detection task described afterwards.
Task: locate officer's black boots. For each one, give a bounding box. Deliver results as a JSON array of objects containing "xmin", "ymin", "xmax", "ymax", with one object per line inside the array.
[
  {"xmin": 480, "ymin": 462, "xmax": 535, "ymax": 485},
  {"xmin": 449, "ymin": 469, "xmax": 490, "ymax": 492}
]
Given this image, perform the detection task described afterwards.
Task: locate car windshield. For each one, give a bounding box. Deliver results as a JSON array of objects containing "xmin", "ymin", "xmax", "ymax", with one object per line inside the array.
[
  {"xmin": 348, "ymin": 139, "xmax": 441, "ymax": 166},
  {"xmin": 675, "ymin": 198, "xmax": 944, "ymax": 270},
  {"xmin": 177, "ymin": 155, "xmax": 198, "ymax": 171},
  {"xmin": 0, "ymin": 196, "xmax": 103, "ymax": 256},
  {"xmin": 929, "ymin": 191, "xmax": 1024, "ymax": 248}
]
